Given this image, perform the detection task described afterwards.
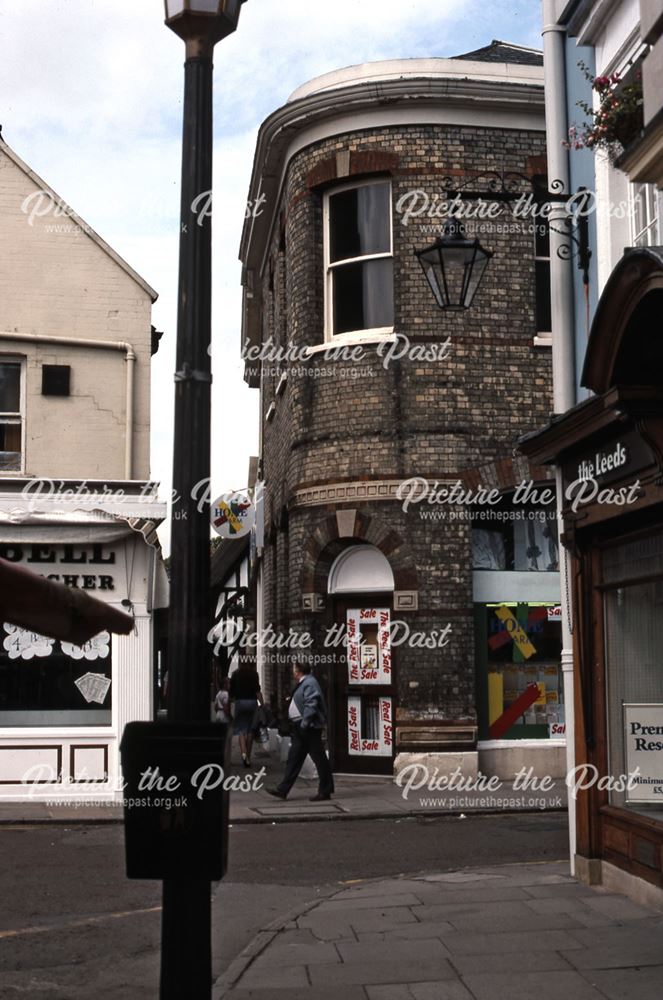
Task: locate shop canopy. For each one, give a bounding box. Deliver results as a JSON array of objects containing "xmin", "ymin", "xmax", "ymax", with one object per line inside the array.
[{"xmin": 0, "ymin": 558, "xmax": 133, "ymax": 645}]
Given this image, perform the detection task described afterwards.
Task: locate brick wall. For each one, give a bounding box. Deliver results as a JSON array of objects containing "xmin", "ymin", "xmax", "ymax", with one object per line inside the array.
[{"xmin": 255, "ymin": 122, "xmax": 553, "ymax": 722}]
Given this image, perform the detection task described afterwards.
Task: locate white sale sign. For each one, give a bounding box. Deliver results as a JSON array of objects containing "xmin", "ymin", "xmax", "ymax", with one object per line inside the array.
[{"xmin": 346, "ymin": 608, "xmax": 391, "ymax": 685}]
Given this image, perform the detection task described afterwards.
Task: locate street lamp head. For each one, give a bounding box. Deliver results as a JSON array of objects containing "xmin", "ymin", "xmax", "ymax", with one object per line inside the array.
[
  {"xmin": 416, "ymin": 220, "xmax": 493, "ymax": 311},
  {"xmin": 164, "ymin": 0, "xmax": 246, "ymax": 56}
]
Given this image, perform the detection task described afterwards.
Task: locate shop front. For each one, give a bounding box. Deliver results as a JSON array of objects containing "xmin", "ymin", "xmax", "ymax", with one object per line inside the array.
[
  {"xmin": 522, "ymin": 247, "xmax": 663, "ymax": 897},
  {"xmin": 0, "ymin": 499, "xmax": 168, "ymax": 802}
]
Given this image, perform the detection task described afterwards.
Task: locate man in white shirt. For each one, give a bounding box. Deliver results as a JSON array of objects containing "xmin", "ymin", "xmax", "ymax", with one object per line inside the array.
[{"xmin": 267, "ymin": 662, "xmax": 334, "ymax": 801}]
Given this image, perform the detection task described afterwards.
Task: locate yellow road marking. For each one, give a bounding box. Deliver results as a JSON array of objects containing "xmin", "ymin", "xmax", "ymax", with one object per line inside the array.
[{"xmin": 0, "ymin": 905, "xmax": 162, "ymax": 940}]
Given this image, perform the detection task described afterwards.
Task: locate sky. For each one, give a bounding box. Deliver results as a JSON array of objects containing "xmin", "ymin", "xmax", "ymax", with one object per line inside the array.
[{"xmin": 0, "ymin": 0, "xmax": 542, "ymax": 550}]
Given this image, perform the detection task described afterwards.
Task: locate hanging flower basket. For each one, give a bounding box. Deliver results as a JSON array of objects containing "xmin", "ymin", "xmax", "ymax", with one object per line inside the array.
[{"xmin": 565, "ymin": 62, "xmax": 643, "ymax": 165}]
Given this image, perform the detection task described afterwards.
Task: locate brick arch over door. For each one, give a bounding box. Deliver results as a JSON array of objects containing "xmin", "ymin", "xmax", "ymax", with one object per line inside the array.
[{"xmin": 299, "ymin": 509, "xmax": 418, "ymax": 610}]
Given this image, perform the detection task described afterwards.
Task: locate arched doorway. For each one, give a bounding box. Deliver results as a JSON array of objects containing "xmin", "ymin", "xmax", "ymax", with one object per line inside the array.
[{"xmin": 328, "ymin": 544, "xmax": 395, "ymax": 775}]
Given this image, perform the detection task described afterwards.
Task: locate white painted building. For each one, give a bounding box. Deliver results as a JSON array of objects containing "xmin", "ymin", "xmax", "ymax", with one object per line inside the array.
[{"xmin": 0, "ymin": 138, "xmax": 168, "ymax": 802}]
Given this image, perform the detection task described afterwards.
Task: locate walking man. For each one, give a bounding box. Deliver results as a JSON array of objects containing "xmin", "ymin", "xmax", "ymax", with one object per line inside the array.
[{"xmin": 267, "ymin": 661, "xmax": 334, "ymax": 801}]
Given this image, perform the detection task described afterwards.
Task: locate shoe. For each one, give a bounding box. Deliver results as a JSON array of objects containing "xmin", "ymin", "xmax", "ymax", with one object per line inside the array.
[
  {"xmin": 309, "ymin": 793, "xmax": 331, "ymax": 801},
  {"xmin": 242, "ymin": 755, "xmax": 250, "ymax": 768},
  {"xmin": 266, "ymin": 787, "xmax": 287, "ymax": 799}
]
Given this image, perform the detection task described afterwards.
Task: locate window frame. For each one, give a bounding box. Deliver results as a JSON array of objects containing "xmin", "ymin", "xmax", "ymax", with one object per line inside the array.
[
  {"xmin": 534, "ymin": 219, "xmax": 552, "ymax": 340},
  {"xmin": 0, "ymin": 356, "xmax": 26, "ymax": 476},
  {"xmin": 630, "ymin": 181, "xmax": 661, "ymax": 248},
  {"xmin": 322, "ymin": 177, "xmax": 395, "ymax": 346}
]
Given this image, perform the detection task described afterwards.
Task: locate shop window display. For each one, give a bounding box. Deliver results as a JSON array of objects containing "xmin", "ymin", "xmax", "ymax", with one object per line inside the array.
[
  {"xmin": 476, "ymin": 602, "xmax": 563, "ymax": 740},
  {"xmin": 0, "ymin": 624, "xmax": 112, "ymax": 726}
]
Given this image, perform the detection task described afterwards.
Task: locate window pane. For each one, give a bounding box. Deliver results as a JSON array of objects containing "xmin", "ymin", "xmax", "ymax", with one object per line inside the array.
[
  {"xmin": 0, "ymin": 363, "xmax": 20, "ymax": 413},
  {"xmin": 603, "ymin": 532, "xmax": 663, "ymax": 584},
  {"xmin": 472, "ymin": 527, "xmax": 510, "ymax": 570},
  {"xmin": 535, "ymin": 260, "xmax": 551, "ymax": 333},
  {"xmin": 329, "ymin": 183, "xmax": 391, "ymax": 262},
  {"xmin": 0, "ymin": 631, "xmax": 112, "ymax": 727},
  {"xmin": 332, "ymin": 258, "xmax": 394, "ymax": 334},
  {"xmin": 535, "ymin": 222, "xmax": 550, "ymax": 257},
  {"xmin": 605, "ymin": 578, "xmax": 663, "ymax": 818},
  {"xmin": 0, "ymin": 422, "xmax": 21, "ymax": 470},
  {"xmin": 362, "ymin": 696, "xmax": 380, "ymax": 741},
  {"xmin": 514, "ymin": 515, "xmax": 559, "ymax": 572}
]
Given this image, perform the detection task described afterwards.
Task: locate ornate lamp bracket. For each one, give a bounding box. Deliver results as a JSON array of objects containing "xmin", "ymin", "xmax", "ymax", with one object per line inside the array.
[{"xmin": 443, "ymin": 172, "xmax": 593, "ymax": 287}]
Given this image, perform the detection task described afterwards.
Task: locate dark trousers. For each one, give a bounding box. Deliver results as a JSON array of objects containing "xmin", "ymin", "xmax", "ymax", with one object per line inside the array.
[{"xmin": 278, "ymin": 724, "xmax": 334, "ymax": 797}]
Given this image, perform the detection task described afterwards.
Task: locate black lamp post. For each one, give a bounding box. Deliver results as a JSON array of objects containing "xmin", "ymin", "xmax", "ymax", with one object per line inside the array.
[
  {"xmin": 415, "ymin": 220, "xmax": 493, "ymax": 310},
  {"xmin": 162, "ymin": 2, "xmax": 245, "ymax": 997}
]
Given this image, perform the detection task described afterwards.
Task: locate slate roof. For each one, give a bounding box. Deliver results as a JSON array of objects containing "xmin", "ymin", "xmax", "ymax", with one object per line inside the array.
[{"xmin": 452, "ymin": 39, "xmax": 543, "ymax": 66}]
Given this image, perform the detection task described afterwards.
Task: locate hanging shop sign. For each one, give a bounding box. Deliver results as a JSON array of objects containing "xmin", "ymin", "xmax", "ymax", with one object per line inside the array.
[
  {"xmin": 210, "ymin": 492, "xmax": 254, "ymax": 538},
  {"xmin": 347, "ymin": 695, "xmax": 392, "ymax": 756},
  {"xmin": 347, "ymin": 608, "xmax": 392, "ymax": 684},
  {"xmin": 624, "ymin": 704, "xmax": 663, "ymax": 802}
]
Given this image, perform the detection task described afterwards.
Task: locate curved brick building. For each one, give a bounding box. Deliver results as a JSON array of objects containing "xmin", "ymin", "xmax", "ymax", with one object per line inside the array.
[{"xmin": 239, "ymin": 41, "xmax": 563, "ymax": 780}]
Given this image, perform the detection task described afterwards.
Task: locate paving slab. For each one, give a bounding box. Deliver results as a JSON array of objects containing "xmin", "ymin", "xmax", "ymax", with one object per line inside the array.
[
  {"xmin": 579, "ymin": 892, "xmax": 654, "ymax": 920},
  {"xmin": 461, "ymin": 969, "xmax": 607, "ymax": 1000},
  {"xmin": 238, "ymin": 963, "xmax": 309, "ymax": 989},
  {"xmin": 449, "ymin": 949, "xmax": 572, "ymax": 974},
  {"xmin": 356, "ymin": 920, "xmax": 456, "ymax": 941},
  {"xmin": 524, "ymin": 882, "xmax": 601, "ymax": 898},
  {"xmin": 407, "ymin": 885, "xmax": 533, "ymax": 906},
  {"xmin": 438, "ymin": 899, "xmax": 585, "ymax": 932},
  {"xmin": 580, "ymin": 966, "xmax": 663, "ymax": 1000},
  {"xmin": 336, "ymin": 938, "xmax": 451, "ymax": 965},
  {"xmin": 316, "ymin": 893, "xmax": 422, "ymax": 912},
  {"xmin": 561, "ymin": 922, "xmax": 663, "ymax": 969},
  {"xmin": 308, "ymin": 956, "xmax": 457, "ymax": 987},
  {"xmin": 366, "ymin": 983, "xmax": 475, "ymax": 1000},
  {"xmin": 228, "ymin": 989, "xmax": 367, "ymax": 1000},
  {"xmin": 251, "ymin": 941, "xmax": 340, "ymax": 967},
  {"xmin": 438, "ymin": 927, "xmax": 585, "ymax": 955}
]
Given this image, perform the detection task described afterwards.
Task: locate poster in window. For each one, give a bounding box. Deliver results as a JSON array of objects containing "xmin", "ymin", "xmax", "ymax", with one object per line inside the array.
[
  {"xmin": 2, "ymin": 624, "xmax": 54, "ymax": 660},
  {"xmin": 347, "ymin": 609, "xmax": 391, "ymax": 685},
  {"xmin": 347, "ymin": 694, "xmax": 392, "ymax": 756},
  {"xmin": 61, "ymin": 631, "xmax": 111, "ymax": 661},
  {"xmin": 624, "ymin": 704, "xmax": 663, "ymax": 802},
  {"xmin": 75, "ymin": 672, "xmax": 112, "ymax": 705}
]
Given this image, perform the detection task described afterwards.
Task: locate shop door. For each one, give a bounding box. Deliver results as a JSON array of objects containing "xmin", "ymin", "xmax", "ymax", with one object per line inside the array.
[{"xmin": 331, "ymin": 595, "xmax": 394, "ymax": 775}]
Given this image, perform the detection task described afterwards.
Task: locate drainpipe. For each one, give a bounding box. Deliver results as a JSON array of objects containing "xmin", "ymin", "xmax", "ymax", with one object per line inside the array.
[
  {"xmin": 0, "ymin": 331, "xmax": 136, "ymax": 479},
  {"xmin": 542, "ymin": 0, "xmax": 577, "ymax": 874}
]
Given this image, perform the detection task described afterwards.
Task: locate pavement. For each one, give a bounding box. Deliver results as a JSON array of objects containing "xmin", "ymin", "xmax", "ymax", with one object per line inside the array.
[
  {"xmin": 212, "ymin": 860, "xmax": 663, "ymax": 1000},
  {"xmin": 0, "ymin": 740, "xmax": 567, "ymax": 825}
]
